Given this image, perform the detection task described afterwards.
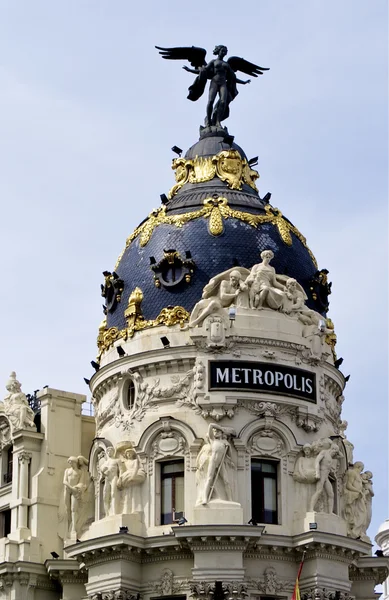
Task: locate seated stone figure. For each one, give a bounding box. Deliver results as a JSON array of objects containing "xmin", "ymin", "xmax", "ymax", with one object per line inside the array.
[
  {"xmin": 281, "ymin": 278, "xmax": 324, "ymax": 327},
  {"xmin": 3, "ymin": 372, "xmax": 36, "ymax": 432},
  {"xmin": 246, "ymin": 249, "xmax": 286, "ymax": 310},
  {"xmin": 189, "ymin": 267, "xmax": 249, "ymax": 328}
]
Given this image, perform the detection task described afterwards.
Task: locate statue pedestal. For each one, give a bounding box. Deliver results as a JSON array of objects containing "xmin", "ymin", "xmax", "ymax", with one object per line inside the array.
[
  {"xmin": 83, "ymin": 513, "xmax": 144, "ymax": 540},
  {"xmin": 292, "ymin": 511, "xmax": 347, "ymax": 536},
  {"xmin": 193, "ymin": 501, "xmax": 243, "ymax": 525}
]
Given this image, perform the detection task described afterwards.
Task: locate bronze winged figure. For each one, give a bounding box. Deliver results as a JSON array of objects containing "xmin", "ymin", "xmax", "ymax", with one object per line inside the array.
[{"xmin": 156, "ymin": 45, "xmax": 269, "ymax": 127}]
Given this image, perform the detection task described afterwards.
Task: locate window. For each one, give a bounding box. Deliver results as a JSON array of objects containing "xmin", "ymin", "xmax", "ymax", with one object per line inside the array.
[
  {"xmin": 0, "ymin": 510, "xmax": 11, "ymax": 537},
  {"xmin": 251, "ymin": 459, "xmax": 278, "ymax": 524},
  {"xmin": 126, "ymin": 379, "xmax": 136, "ymax": 410},
  {"xmin": 160, "ymin": 460, "xmax": 184, "ymax": 525},
  {"xmin": 3, "ymin": 447, "xmax": 13, "ymax": 485}
]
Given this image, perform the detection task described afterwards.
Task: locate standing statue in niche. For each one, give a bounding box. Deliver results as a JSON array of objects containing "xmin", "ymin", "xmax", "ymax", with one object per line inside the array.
[
  {"xmin": 156, "ymin": 45, "xmax": 269, "ymax": 127},
  {"xmin": 293, "ymin": 439, "xmax": 339, "ymax": 514},
  {"xmin": 189, "ymin": 267, "xmax": 249, "ymax": 328},
  {"xmin": 59, "ymin": 456, "xmax": 94, "ymax": 538},
  {"xmin": 100, "ymin": 446, "xmax": 120, "ymax": 516},
  {"xmin": 309, "ymin": 439, "xmax": 339, "ymax": 514},
  {"xmin": 362, "ymin": 470, "xmax": 374, "ymax": 532},
  {"xmin": 3, "ymin": 372, "xmax": 36, "ymax": 432},
  {"xmin": 338, "ymin": 420, "xmax": 354, "ymax": 465},
  {"xmin": 196, "ymin": 423, "xmax": 236, "ymax": 505},
  {"xmin": 343, "ymin": 462, "xmax": 368, "ymax": 539},
  {"xmin": 116, "ymin": 445, "xmax": 146, "ymax": 514}
]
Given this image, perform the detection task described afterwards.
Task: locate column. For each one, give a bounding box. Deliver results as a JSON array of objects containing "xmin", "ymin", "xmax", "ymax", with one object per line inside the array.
[{"xmin": 17, "ymin": 451, "xmax": 32, "ymax": 530}]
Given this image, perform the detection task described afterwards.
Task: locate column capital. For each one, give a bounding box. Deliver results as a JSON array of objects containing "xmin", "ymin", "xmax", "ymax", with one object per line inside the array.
[{"xmin": 18, "ymin": 451, "xmax": 32, "ymax": 464}]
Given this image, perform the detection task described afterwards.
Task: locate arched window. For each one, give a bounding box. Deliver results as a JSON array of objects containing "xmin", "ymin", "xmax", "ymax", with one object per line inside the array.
[{"xmin": 251, "ymin": 458, "xmax": 279, "ymax": 524}]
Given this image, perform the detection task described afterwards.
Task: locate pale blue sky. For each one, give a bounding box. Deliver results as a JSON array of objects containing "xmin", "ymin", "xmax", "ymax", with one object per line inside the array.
[{"xmin": 0, "ymin": 1, "xmax": 387, "ymax": 545}]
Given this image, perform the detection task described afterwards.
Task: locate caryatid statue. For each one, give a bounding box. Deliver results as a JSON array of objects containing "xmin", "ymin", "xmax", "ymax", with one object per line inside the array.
[
  {"xmin": 156, "ymin": 45, "xmax": 269, "ymax": 127},
  {"xmin": 115, "ymin": 444, "xmax": 146, "ymax": 514}
]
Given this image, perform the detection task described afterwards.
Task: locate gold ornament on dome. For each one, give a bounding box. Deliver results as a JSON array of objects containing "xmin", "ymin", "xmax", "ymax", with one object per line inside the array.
[
  {"xmin": 168, "ymin": 149, "xmax": 259, "ymax": 199},
  {"xmin": 115, "ymin": 198, "xmax": 317, "ymax": 269},
  {"xmin": 96, "ymin": 288, "xmax": 190, "ymax": 359}
]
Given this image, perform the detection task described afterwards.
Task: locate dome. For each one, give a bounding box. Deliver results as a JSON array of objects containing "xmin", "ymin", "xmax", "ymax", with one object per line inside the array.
[{"xmin": 104, "ymin": 128, "xmax": 321, "ymax": 334}]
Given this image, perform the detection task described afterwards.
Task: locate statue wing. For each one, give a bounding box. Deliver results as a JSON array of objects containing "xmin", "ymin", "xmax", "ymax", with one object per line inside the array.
[
  {"xmin": 155, "ymin": 46, "xmax": 207, "ymax": 69},
  {"xmin": 227, "ymin": 56, "xmax": 269, "ymax": 77},
  {"xmin": 202, "ymin": 267, "xmax": 250, "ymax": 299}
]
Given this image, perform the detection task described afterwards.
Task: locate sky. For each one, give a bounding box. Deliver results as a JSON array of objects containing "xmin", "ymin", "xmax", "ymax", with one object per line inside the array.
[{"xmin": 0, "ymin": 0, "xmax": 387, "ymax": 550}]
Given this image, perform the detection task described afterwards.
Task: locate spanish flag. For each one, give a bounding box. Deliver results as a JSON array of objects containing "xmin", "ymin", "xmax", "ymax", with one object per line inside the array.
[{"xmin": 291, "ymin": 552, "xmax": 305, "ymax": 600}]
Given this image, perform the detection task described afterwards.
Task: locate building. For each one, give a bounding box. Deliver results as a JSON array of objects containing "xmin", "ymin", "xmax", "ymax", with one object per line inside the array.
[{"xmin": 0, "ymin": 87, "xmax": 387, "ymax": 599}]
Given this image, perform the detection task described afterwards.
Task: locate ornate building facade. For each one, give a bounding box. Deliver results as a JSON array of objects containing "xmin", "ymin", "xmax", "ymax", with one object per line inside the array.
[{"xmin": 0, "ymin": 121, "xmax": 387, "ymax": 599}]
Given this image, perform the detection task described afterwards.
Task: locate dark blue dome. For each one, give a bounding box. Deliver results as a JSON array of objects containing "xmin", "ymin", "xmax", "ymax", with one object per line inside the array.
[{"xmin": 107, "ymin": 131, "xmax": 319, "ymax": 330}]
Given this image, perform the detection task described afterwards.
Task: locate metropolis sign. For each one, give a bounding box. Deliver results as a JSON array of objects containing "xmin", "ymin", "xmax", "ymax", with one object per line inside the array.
[{"xmin": 209, "ymin": 360, "xmax": 316, "ymax": 403}]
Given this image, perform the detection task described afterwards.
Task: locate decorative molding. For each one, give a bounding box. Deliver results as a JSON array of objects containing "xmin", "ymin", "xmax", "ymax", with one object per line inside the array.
[
  {"xmin": 168, "ymin": 149, "xmax": 259, "ymax": 198},
  {"xmin": 238, "ymin": 399, "xmax": 323, "ymax": 433},
  {"xmin": 248, "ymin": 429, "xmax": 286, "ymax": 458},
  {"xmin": 148, "ymin": 432, "xmax": 189, "ymax": 475},
  {"xmin": 189, "ymin": 581, "xmax": 216, "ymax": 600},
  {"xmin": 97, "ymin": 301, "xmax": 190, "ymax": 357},
  {"xmin": 250, "ymin": 566, "xmax": 289, "ymax": 594},
  {"xmin": 151, "ymin": 568, "xmax": 187, "ymax": 596},
  {"xmin": 17, "ymin": 450, "xmax": 32, "ymax": 464},
  {"xmin": 115, "ymin": 200, "xmax": 317, "ymax": 269},
  {"xmin": 222, "ymin": 582, "xmax": 248, "ymax": 600},
  {"xmin": 302, "ymin": 590, "xmax": 355, "ymax": 600}
]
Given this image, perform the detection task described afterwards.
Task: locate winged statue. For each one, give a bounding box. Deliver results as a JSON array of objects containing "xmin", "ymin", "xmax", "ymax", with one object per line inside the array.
[{"xmin": 156, "ymin": 45, "xmax": 269, "ymax": 127}]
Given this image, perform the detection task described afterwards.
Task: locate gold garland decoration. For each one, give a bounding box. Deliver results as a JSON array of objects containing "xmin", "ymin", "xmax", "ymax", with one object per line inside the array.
[
  {"xmin": 168, "ymin": 149, "xmax": 259, "ymax": 199},
  {"xmin": 115, "ymin": 198, "xmax": 317, "ymax": 269},
  {"xmin": 97, "ymin": 289, "xmax": 190, "ymax": 359}
]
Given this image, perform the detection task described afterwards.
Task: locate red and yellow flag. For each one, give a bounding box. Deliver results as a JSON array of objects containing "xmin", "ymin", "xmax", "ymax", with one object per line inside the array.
[
  {"xmin": 291, "ymin": 552, "xmax": 306, "ymax": 600},
  {"xmin": 291, "ymin": 580, "xmax": 300, "ymax": 600}
]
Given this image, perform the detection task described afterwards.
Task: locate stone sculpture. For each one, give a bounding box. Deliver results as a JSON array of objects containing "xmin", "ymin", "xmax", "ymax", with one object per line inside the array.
[
  {"xmin": 309, "ymin": 439, "xmax": 339, "ymax": 514},
  {"xmin": 362, "ymin": 470, "xmax": 374, "ymax": 532},
  {"xmin": 246, "ymin": 249, "xmax": 286, "ymax": 309},
  {"xmin": 156, "ymin": 45, "xmax": 268, "ymax": 127},
  {"xmin": 189, "ymin": 267, "xmax": 249, "ymax": 327},
  {"xmin": 253, "ymin": 565, "xmax": 285, "ymax": 593},
  {"xmin": 338, "ymin": 420, "xmax": 354, "ymax": 465},
  {"xmin": 61, "ymin": 455, "xmax": 94, "ymax": 538},
  {"xmin": 293, "ymin": 443, "xmax": 317, "ymax": 484},
  {"xmin": 101, "ymin": 447, "xmax": 120, "ymax": 516},
  {"xmin": 293, "ymin": 439, "xmax": 339, "ymax": 514},
  {"xmin": 196, "ymin": 423, "xmax": 235, "ymax": 505},
  {"xmin": 189, "ymin": 251, "xmax": 326, "ymax": 338},
  {"xmin": 281, "ymin": 278, "xmax": 323, "ymax": 327},
  {"xmin": 115, "ymin": 443, "xmax": 146, "ymax": 514},
  {"xmin": 343, "ymin": 462, "xmax": 370, "ymax": 539},
  {"xmin": 3, "ymin": 372, "xmax": 36, "ymax": 432}
]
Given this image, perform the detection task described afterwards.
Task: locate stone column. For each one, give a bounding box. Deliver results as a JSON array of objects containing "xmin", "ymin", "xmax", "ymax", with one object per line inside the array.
[{"xmin": 17, "ymin": 451, "xmax": 31, "ymax": 530}]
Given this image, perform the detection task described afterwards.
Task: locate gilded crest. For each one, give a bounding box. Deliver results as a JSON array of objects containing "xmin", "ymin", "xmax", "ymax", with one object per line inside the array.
[{"xmin": 214, "ymin": 149, "xmax": 243, "ymax": 189}]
